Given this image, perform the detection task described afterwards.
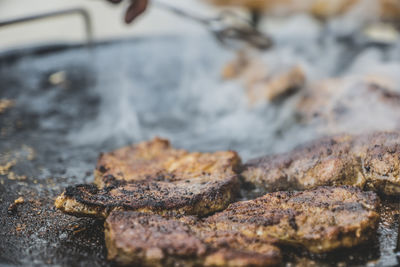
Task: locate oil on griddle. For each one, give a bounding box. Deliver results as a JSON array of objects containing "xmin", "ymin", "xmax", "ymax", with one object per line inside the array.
[{"xmin": 1, "ymin": 15, "xmax": 400, "ymax": 267}]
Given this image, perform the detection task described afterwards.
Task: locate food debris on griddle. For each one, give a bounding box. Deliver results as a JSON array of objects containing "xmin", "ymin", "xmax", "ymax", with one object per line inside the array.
[
  {"xmin": 0, "ymin": 99, "xmax": 14, "ymax": 114},
  {"xmin": 0, "ymin": 160, "xmax": 16, "ymax": 176},
  {"xmin": 8, "ymin": 196, "xmax": 24, "ymax": 214}
]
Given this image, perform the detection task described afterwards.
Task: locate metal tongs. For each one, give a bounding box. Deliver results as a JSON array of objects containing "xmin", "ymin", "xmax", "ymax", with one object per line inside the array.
[{"xmin": 154, "ymin": 1, "xmax": 273, "ymax": 50}]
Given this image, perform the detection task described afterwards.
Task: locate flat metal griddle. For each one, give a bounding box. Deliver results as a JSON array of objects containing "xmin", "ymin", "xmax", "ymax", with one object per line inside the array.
[{"xmin": 0, "ymin": 37, "xmax": 399, "ymax": 266}]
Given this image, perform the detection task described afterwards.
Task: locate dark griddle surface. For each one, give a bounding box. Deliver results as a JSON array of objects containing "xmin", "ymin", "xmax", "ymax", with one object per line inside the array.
[{"xmin": 0, "ymin": 37, "xmax": 399, "ymax": 266}]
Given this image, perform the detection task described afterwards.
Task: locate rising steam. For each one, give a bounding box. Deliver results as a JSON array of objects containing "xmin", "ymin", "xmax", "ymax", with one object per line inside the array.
[{"xmin": 64, "ymin": 0, "xmax": 400, "ymax": 160}]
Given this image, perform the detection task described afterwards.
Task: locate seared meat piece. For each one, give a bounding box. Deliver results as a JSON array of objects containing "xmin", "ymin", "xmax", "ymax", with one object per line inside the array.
[
  {"xmin": 105, "ymin": 211, "xmax": 281, "ymax": 267},
  {"xmin": 104, "ymin": 187, "xmax": 379, "ymax": 266},
  {"xmin": 0, "ymin": 99, "xmax": 14, "ymax": 114},
  {"xmin": 355, "ymin": 132, "xmax": 400, "ymax": 196},
  {"xmin": 94, "ymin": 137, "xmax": 240, "ymax": 187},
  {"xmin": 242, "ymin": 132, "xmax": 400, "ymax": 196},
  {"xmin": 56, "ymin": 138, "xmax": 241, "ymax": 218},
  {"xmin": 242, "ymin": 134, "xmax": 362, "ymax": 192},
  {"xmin": 205, "ymin": 186, "xmax": 380, "ymax": 253},
  {"xmin": 296, "ymin": 76, "xmax": 400, "ymax": 135},
  {"xmin": 221, "ymin": 51, "xmax": 305, "ymax": 104},
  {"xmin": 245, "ymin": 65, "xmax": 305, "ymax": 103},
  {"xmin": 55, "ymin": 175, "xmax": 238, "ymax": 218}
]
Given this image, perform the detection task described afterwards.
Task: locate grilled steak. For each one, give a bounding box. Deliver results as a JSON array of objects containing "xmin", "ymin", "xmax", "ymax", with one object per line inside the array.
[
  {"xmin": 356, "ymin": 132, "xmax": 400, "ymax": 195},
  {"xmin": 105, "ymin": 211, "xmax": 281, "ymax": 267},
  {"xmin": 55, "ymin": 175, "xmax": 238, "ymax": 218},
  {"xmin": 221, "ymin": 51, "xmax": 305, "ymax": 103},
  {"xmin": 94, "ymin": 137, "xmax": 240, "ymax": 187},
  {"xmin": 55, "ymin": 138, "xmax": 241, "ymax": 218},
  {"xmin": 242, "ymin": 132, "xmax": 400, "ymax": 196},
  {"xmin": 104, "ymin": 186, "xmax": 379, "ymax": 266},
  {"xmin": 205, "ymin": 186, "xmax": 380, "ymax": 253},
  {"xmin": 296, "ymin": 76, "xmax": 400, "ymax": 135}
]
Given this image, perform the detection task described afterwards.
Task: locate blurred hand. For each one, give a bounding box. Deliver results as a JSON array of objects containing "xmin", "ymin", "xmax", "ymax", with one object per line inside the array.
[{"xmin": 108, "ymin": 0, "xmax": 149, "ymax": 23}]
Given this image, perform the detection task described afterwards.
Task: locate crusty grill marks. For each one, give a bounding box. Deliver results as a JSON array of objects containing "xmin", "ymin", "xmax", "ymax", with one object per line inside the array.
[
  {"xmin": 105, "ymin": 211, "xmax": 281, "ymax": 267},
  {"xmin": 205, "ymin": 186, "xmax": 380, "ymax": 253},
  {"xmin": 55, "ymin": 175, "xmax": 239, "ymax": 218},
  {"xmin": 242, "ymin": 132, "xmax": 400, "ymax": 195},
  {"xmin": 94, "ymin": 137, "xmax": 241, "ymax": 188}
]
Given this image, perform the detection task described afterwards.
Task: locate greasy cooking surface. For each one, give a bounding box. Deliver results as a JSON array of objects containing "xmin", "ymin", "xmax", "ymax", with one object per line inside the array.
[{"xmin": 0, "ymin": 38, "xmax": 399, "ymax": 266}]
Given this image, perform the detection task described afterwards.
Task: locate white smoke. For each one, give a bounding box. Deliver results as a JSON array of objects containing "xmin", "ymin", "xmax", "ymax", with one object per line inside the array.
[{"xmin": 63, "ymin": 0, "xmax": 400, "ymax": 159}]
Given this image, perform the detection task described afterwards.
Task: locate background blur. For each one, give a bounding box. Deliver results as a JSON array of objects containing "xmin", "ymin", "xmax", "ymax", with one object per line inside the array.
[{"xmin": 0, "ymin": 0, "xmax": 220, "ymax": 50}]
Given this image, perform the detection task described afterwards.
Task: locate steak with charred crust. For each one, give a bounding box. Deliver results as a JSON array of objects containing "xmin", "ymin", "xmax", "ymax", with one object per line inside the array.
[
  {"xmin": 55, "ymin": 175, "xmax": 238, "ymax": 218},
  {"xmin": 296, "ymin": 76, "xmax": 400, "ymax": 135},
  {"xmin": 242, "ymin": 132, "xmax": 400, "ymax": 196},
  {"xmin": 94, "ymin": 137, "xmax": 240, "ymax": 188},
  {"xmin": 205, "ymin": 186, "xmax": 380, "ymax": 253},
  {"xmin": 105, "ymin": 211, "xmax": 281, "ymax": 267},
  {"xmin": 104, "ymin": 186, "xmax": 379, "ymax": 266},
  {"xmin": 55, "ymin": 138, "xmax": 241, "ymax": 218}
]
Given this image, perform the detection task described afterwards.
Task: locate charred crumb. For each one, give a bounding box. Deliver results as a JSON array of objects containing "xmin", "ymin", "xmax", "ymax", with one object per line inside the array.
[
  {"xmin": 7, "ymin": 196, "xmax": 25, "ymax": 215},
  {"xmin": 288, "ymin": 213, "xmax": 298, "ymax": 231},
  {"xmin": 0, "ymin": 99, "xmax": 15, "ymax": 114},
  {"xmin": 102, "ymin": 175, "xmax": 126, "ymax": 189},
  {"xmin": 98, "ymin": 165, "xmax": 107, "ymax": 173}
]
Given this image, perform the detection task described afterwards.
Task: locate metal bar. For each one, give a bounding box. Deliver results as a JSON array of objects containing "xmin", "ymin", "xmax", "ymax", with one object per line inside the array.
[{"xmin": 0, "ymin": 8, "xmax": 93, "ymax": 46}]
